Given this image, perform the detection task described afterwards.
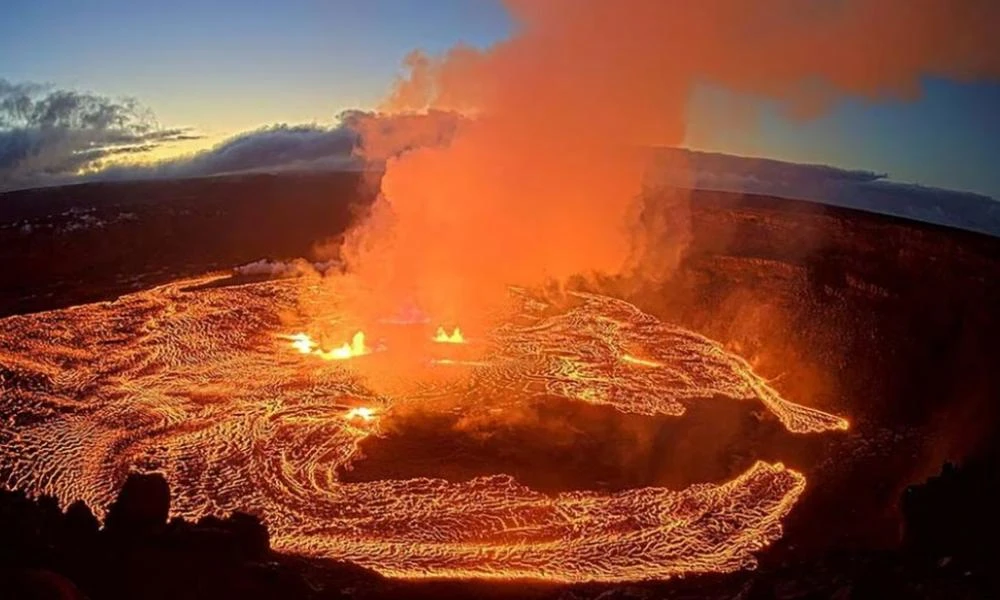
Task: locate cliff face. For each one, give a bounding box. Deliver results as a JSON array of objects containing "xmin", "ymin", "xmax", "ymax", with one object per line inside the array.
[
  {"xmin": 656, "ymin": 189, "xmax": 999, "ymax": 448},
  {"xmin": 631, "ymin": 190, "xmax": 1000, "ymax": 551}
]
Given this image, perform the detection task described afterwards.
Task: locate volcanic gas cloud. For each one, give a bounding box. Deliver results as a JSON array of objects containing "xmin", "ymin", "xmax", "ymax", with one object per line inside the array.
[{"xmin": 341, "ymin": 0, "xmax": 1000, "ymax": 328}]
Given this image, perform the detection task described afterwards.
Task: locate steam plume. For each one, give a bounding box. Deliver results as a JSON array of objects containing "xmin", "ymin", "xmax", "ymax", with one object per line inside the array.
[{"xmin": 343, "ymin": 0, "xmax": 1000, "ymax": 325}]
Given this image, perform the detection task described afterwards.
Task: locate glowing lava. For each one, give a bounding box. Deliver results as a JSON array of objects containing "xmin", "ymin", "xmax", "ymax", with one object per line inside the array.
[
  {"xmin": 621, "ymin": 353, "xmax": 663, "ymax": 368},
  {"xmin": 284, "ymin": 331, "xmax": 368, "ymax": 360},
  {"xmin": 0, "ymin": 275, "xmax": 848, "ymax": 582},
  {"xmin": 287, "ymin": 332, "xmax": 317, "ymax": 354},
  {"xmin": 433, "ymin": 326, "xmax": 465, "ymax": 344},
  {"xmin": 344, "ymin": 406, "xmax": 378, "ymax": 422},
  {"xmin": 432, "ymin": 358, "xmax": 490, "ymax": 367}
]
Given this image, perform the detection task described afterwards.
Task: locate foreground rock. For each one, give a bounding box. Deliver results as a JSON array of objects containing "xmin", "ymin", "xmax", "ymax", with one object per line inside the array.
[{"xmin": 0, "ymin": 472, "xmax": 382, "ymax": 599}]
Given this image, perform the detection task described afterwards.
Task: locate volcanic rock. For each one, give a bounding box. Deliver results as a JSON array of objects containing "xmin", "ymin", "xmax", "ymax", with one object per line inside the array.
[{"xmin": 102, "ymin": 472, "xmax": 171, "ymax": 536}]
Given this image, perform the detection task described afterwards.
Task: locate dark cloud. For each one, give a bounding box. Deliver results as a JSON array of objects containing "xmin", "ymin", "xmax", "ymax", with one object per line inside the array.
[
  {"xmin": 91, "ymin": 109, "xmax": 462, "ymax": 182},
  {"xmin": 0, "ymin": 82, "xmax": 461, "ymax": 191},
  {"xmin": 94, "ymin": 123, "xmax": 360, "ymax": 181},
  {"xmin": 0, "ymin": 79, "xmax": 199, "ymax": 190}
]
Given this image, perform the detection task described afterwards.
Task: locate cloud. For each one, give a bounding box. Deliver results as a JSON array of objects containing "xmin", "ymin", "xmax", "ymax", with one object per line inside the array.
[
  {"xmin": 92, "ymin": 114, "xmax": 1000, "ymax": 238},
  {"xmin": 0, "ymin": 79, "xmax": 198, "ymax": 190},
  {"xmin": 94, "ymin": 123, "xmax": 360, "ymax": 181},
  {"xmin": 89, "ymin": 109, "xmax": 462, "ymax": 183},
  {"xmin": 2, "ymin": 79, "xmax": 995, "ymax": 237},
  {"xmin": 0, "ymin": 89, "xmax": 461, "ymax": 190},
  {"xmin": 652, "ymin": 148, "xmax": 1000, "ymax": 236}
]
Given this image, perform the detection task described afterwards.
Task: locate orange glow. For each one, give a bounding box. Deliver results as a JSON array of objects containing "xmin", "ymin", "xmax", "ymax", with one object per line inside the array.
[
  {"xmin": 7, "ymin": 0, "xmax": 988, "ymax": 581},
  {"xmin": 283, "ymin": 331, "xmax": 369, "ymax": 361},
  {"xmin": 317, "ymin": 331, "xmax": 369, "ymax": 360},
  {"xmin": 286, "ymin": 332, "xmax": 316, "ymax": 355},
  {"xmin": 0, "ymin": 275, "xmax": 849, "ymax": 581},
  {"xmin": 337, "ymin": 0, "xmax": 1000, "ymax": 338},
  {"xmin": 621, "ymin": 354, "xmax": 662, "ymax": 368},
  {"xmin": 344, "ymin": 406, "xmax": 378, "ymax": 422},
  {"xmin": 432, "ymin": 358, "xmax": 489, "ymax": 367},
  {"xmin": 433, "ymin": 326, "xmax": 465, "ymax": 344}
]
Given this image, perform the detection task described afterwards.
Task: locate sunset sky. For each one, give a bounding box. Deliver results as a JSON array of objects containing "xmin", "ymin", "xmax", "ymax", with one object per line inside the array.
[{"xmin": 2, "ymin": 0, "xmax": 998, "ymax": 197}]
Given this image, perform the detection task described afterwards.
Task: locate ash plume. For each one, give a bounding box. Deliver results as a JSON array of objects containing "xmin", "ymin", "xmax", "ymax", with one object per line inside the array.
[
  {"xmin": 341, "ymin": 0, "xmax": 1000, "ymax": 325},
  {"xmin": 0, "ymin": 79, "xmax": 197, "ymax": 191}
]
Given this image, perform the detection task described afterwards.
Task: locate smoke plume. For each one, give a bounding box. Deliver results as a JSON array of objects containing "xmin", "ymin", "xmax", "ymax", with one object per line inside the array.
[{"xmin": 342, "ymin": 0, "xmax": 1000, "ymax": 326}]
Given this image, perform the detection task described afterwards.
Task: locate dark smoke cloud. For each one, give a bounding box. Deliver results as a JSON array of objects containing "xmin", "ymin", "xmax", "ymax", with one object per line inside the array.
[{"xmin": 0, "ymin": 79, "xmax": 198, "ymax": 191}]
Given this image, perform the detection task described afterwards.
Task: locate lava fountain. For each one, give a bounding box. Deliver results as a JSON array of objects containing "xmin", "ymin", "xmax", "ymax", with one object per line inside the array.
[
  {"xmin": 433, "ymin": 326, "xmax": 465, "ymax": 344},
  {"xmin": 281, "ymin": 331, "xmax": 370, "ymax": 361}
]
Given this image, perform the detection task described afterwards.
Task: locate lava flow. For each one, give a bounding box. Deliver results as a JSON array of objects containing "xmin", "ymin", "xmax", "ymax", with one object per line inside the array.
[{"xmin": 0, "ymin": 274, "xmax": 846, "ymax": 581}]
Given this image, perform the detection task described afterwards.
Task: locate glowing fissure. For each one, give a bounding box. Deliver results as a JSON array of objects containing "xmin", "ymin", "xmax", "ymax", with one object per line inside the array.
[
  {"xmin": 344, "ymin": 406, "xmax": 378, "ymax": 423},
  {"xmin": 621, "ymin": 354, "xmax": 663, "ymax": 368},
  {"xmin": 0, "ymin": 275, "xmax": 846, "ymax": 581},
  {"xmin": 282, "ymin": 330, "xmax": 369, "ymax": 360},
  {"xmin": 433, "ymin": 326, "xmax": 465, "ymax": 344}
]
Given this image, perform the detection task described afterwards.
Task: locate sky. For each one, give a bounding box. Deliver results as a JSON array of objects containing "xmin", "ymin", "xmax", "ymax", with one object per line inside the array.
[{"xmin": 1, "ymin": 0, "xmax": 998, "ymax": 198}]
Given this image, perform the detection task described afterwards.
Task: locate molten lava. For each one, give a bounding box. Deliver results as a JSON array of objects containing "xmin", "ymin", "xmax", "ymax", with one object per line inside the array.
[
  {"xmin": 621, "ymin": 353, "xmax": 663, "ymax": 368},
  {"xmin": 344, "ymin": 406, "xmax": 378, "ymax": 422},
  {"xmin": 283, "ymin": 331, "xmax": 369, "ymax": 360},
  {"xmin": 0, "ymin": 274, "xmax": 848, "ymax": 582},
  {"xmin": 432, "ymin": 358, "xmax": 490, "ymax": 367},
  {"xmin": 287, "ymin": 332, "xmax": 316, "ymax": 354},
  {"xmin": 433, "ymin": 326, "xmax": 465, "ymax": 344}
]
